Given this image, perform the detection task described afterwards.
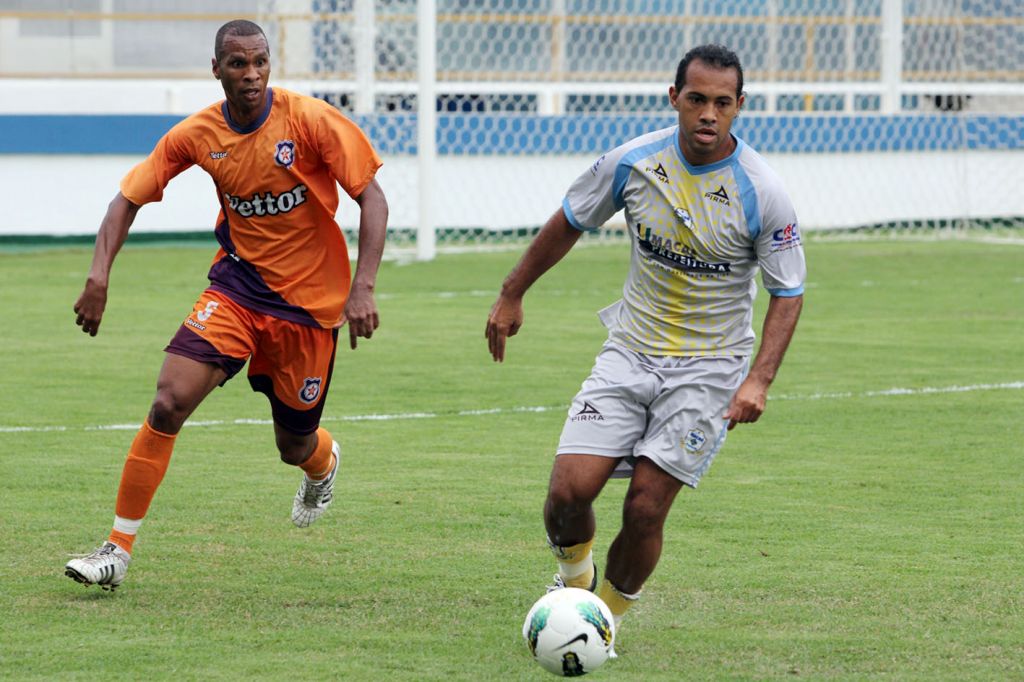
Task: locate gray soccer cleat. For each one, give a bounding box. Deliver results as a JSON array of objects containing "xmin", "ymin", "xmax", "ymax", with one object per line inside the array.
[
  {"xmin": 291, "ymin": 440, "xmax": 340, "ymax": 528},
  {"xmin": 64, "ymin": 541, "xmax": 131, "ymax": 591}
]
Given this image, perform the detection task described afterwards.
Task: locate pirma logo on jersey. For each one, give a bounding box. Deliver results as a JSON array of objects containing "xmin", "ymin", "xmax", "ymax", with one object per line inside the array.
[
  {"xmin": 704, "ymin": 185, "xmax": 731, "ymax": 205},
  {"xmin": 571, "ymin": 401, "xmax": 604, "ymax": 422},
  {"xmin": 274, "ymin": 139, "xmax": 296, "ymax": 168},
  {"xmin": 299, "ymin": 377, "xmax": 322, "ymax": 404}
]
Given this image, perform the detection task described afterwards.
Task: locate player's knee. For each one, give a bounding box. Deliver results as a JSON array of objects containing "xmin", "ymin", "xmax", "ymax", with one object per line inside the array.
[
  {"xmin": 620, "ymin": 493, "xmax": 667, "ymax": 537},
  {"xmin": 544, "ymin": 485, "xmax": 590, "ymax": 528},
  {"xmin": 147, "ymin": 393, "xmax": 188, "ymax": 434},
  {"xmin": 276, "ymin": 433, "xmax": 315, "ymax": 466}
]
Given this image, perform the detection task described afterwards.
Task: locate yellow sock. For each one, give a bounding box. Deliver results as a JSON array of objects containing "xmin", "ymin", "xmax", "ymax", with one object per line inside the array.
[
  {"xmin": 598, "ymin": 578, "xmax": 641, "ymax": 627},
  {"xmin": 549, "ymin": 537, "xmax": 595, "ymax": 589}
]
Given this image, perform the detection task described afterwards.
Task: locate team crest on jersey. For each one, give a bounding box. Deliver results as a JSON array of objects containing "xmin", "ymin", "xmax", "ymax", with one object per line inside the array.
[
  {"xmin": 683, "ymin": 428, "xmax": 707, "ymax": 453},
  {"xmin": 674, "ymin": 207, "xmax": 695, "ymax": 230},
  {"xmin": 274, "ymin": 139, "xmax": 296, "ymax": 168},
  {"xmin": 299, "ymin": 377, "xmax": 322, "ymax": 404}
]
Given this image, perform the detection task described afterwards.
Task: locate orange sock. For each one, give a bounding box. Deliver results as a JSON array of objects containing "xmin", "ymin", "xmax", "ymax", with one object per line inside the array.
[
  {"xmin": 108, "ymin": 529, "xmax": 136, "ymax": 555},
  {"xmin": 299, "ymin": 427, "xmax": 335, "ymax": 480},
  {"xmin": 111, "ymin": 421, "xmax": 177, "ymax": 548}
]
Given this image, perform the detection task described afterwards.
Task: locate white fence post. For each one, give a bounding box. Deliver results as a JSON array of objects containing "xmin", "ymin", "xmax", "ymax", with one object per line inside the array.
[
  {"xmin": 880, "ymin": 0, "xmax": 903, "ymax": 114},
  {"xmin": 416, "ymin": 0, "xmax": 437, "ymax": 261}
]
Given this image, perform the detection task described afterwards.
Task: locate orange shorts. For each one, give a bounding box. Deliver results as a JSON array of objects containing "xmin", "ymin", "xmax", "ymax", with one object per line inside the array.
[{"xmin": 165, "ymin": 289, "xmax": 338, "ymax": 435}]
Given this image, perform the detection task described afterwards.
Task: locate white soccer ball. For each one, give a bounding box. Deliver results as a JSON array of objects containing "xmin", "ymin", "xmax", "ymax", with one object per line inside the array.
[{"xmin": 522, "ymin": 588, "xmax": 616, "ymax": 676}]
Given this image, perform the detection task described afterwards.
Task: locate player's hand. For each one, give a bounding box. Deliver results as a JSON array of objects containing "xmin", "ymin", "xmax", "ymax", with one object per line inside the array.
[
  {"xmin": 339, "ymin": 282, "xmax": 379, "ymax": 349},
  {"xmin": 73, "ymin": 279, "xmax": 109, "ymax": 337},
  {"xmin": 723, "ymin": 377, "xmax": 769, "ymax": 430},
  {"xmin": 485, "ymin": 295, "xmax": 523, "ymax": 362}
]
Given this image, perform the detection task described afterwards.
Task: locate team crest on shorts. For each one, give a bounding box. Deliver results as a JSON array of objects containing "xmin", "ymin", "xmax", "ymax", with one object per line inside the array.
[
  {"xmin": 683, "ymin": 428, "xmax": 707, "ymax": 453},
  {"xmin": 274, "ymin": 139, "xmax": 296, "ymax": 168},
  {"xmin": 299, "ymin": 377, "xmax": 322, "ymax": 404}
]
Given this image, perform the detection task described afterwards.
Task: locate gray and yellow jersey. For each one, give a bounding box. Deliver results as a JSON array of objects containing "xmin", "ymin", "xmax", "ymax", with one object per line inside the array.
[{"xmin": 563, "ymin": 126, "xmax": 805, "ymax": 357}]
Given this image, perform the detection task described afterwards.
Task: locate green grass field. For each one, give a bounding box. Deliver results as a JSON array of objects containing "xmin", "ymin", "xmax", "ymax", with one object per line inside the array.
[{"xmin": 1, "ymin": 237, "xmax": 1022, "ymax": 680}]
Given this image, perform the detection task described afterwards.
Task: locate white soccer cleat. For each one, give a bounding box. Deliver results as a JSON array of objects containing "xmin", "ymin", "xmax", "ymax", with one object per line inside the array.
[
  {"xmin": 64, "ymin": 541, "xmax": 131, "ymax": 591},
  {"xmin": 546, "ymin": 573, "xmax": 568, "ymax": 593},
  {"xmin": 291, "ymin": 440, "xmax": 340, "ymax": 528},
  {"xmin": 546, "ymin": 562, "xmax": 598, "ymax": 593}
]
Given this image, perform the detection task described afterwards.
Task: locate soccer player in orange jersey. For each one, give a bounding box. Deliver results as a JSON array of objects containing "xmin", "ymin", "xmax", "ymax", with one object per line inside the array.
[{"xmin": 65, "ymin": 20, "xmax": 389, "ymax": 591}]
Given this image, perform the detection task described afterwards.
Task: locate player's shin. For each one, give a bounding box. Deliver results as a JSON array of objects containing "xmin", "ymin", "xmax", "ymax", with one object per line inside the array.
[
  {"xmin": 110, "ymin": 421, "xmax": 177, "ymax": 554},
  {"xmin": 548, "ymin": 536, "xmax": 597, "ymax": 590},
  {"xmin": 298, "ymin": 427, "xmax": 336, "ymax": 480},
  {"xmin": 598, "ymin": 578, "xmax": 641, "ymax": 628}
]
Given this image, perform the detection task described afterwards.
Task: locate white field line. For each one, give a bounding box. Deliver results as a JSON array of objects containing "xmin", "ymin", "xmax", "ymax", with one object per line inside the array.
[{"xmin": 1, "ymin": 382, "xmax": 1021, "ymax": 434}]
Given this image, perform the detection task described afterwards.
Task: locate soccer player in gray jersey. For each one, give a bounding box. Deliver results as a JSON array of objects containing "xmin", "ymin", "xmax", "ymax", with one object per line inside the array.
[{"xmin": 486, "ymin": 44, "xmax": 805, "ymax": 634}]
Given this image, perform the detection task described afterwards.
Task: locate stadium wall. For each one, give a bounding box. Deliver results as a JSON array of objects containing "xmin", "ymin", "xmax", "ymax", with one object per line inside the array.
[{"xmin": 2, "ymin": 95, "xmax": 1022, "ymax": 237}]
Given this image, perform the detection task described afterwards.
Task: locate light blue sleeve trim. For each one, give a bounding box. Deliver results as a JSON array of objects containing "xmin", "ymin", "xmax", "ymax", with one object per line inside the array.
[
  {"xmin": 766, "ymin": 286, "xmax": 804, "ymax": 297},
  {"xmin": 612, "ymin": 131, "xmax": 677, "ymax": 210},
  {"xmin": 562, "ymin": 196, "xmax": 596, "ymax": 232},
  {"xmin": 732, "ymin": 159, "xmax": 761, "ymax": 240}
]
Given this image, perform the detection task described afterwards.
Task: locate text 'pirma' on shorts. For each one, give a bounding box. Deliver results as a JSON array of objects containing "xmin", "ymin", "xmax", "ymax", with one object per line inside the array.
[
  {"xmin": 557, "ymin": 341, "xmax": 747, "ymax": 487},
  {"xmin": 165, "ymin": 288, "xmax": 338, "ymax": 435}
]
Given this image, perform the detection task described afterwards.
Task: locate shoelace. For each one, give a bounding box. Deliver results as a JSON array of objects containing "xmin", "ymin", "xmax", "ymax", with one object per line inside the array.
[
  {"xmin": 546, "ymin": 574, "xmax": 566, "ymax": 592},
  {"xmin": 301, "ymin": 477, "xmax": 331, "ymax": 505},
  {"xmin": 67, "ymin": 544, "xmax": 117, "ymax": 562}
]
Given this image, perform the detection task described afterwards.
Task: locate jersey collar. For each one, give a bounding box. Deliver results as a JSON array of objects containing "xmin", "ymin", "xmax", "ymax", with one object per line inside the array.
[
  {"xmin": 222, "ymin": 87, "xmax": 274, "ymax": 134},
  {"xmin": 674, "ymin": 130, "xmax": 744, "ymax": 175}
]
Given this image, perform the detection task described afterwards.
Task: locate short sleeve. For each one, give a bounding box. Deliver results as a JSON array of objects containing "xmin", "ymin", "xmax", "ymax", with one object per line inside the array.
[
  {"xmin": 754, "ymin": 182, "xmax": 806, "ymax": 296},
  {"xmin": 119, "ymin": 124, "xmax": 195, "ymax": 205},
  {"xmin": 562, "ymin": 146, "xmax": 630, "ymax": 231},
  {"xmin": 314, "ymin": 105, "xmax": 383, "ymax": 199}
]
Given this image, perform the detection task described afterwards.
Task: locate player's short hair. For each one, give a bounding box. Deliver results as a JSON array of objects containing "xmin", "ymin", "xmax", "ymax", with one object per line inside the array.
[
  {"xmin": 214, "ymin": 20, "xmax": 268, "ymax": 62},
  {"xmin": 674, "ymin": 44, "xmax": 744, "ymax": 100}
]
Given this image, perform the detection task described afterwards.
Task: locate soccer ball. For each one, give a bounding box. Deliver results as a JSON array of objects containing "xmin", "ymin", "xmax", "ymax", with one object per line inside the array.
[{"xmin": 522, "ymin": 588, "xmax": 616, "ymax": 676}]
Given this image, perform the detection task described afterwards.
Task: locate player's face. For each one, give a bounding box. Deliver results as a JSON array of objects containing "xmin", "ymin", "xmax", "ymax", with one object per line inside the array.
[
  {"xmin": 669, "ymin": 59, "xmax": 744, "ymax": 165},
  {"xmin": 213, "ymin": 33, "xmax": 271, "ymax": 122}
]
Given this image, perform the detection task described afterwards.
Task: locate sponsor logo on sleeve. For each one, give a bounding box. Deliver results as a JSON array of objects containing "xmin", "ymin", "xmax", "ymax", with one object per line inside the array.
[
  {"xmin": 590, "ymin": 154, "xmax": 606, "ymax": 175},
  {"xmin": 770, "ymin": 222, "xmax": 801, "ymax": 252}
]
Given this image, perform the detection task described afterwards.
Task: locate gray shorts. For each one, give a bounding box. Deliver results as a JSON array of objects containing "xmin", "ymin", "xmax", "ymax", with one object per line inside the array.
[{"xmin": 557, "ymin": 341, "xmax": 748, "ymax": 487}]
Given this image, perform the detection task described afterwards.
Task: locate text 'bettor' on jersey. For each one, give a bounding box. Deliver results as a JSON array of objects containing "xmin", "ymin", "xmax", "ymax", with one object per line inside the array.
[{"xmin": 224, "ymin": 184, "xmax": 308, "ymax": 218}]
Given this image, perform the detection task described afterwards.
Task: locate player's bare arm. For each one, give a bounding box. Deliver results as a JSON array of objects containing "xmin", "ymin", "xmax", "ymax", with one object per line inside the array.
[
  {"xmin": 342, "ymin": 178, "xmax": 389, "ymax": 349},
  {"xmin": 486, "ymin": 208, "xmax": 583, "ymax": 362},
  {"xmin": 74, "ymin": 192, "xmax": 141, "ymax": 336},
  {"xmin": 724, "ymin": 293, "xmax": 803, "ymax": 429}
]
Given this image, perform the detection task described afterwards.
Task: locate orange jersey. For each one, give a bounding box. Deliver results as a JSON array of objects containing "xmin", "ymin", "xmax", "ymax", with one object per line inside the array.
[{"xmin": 120, "ymin": 87, "xmax": 383, "ymax": 328}]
